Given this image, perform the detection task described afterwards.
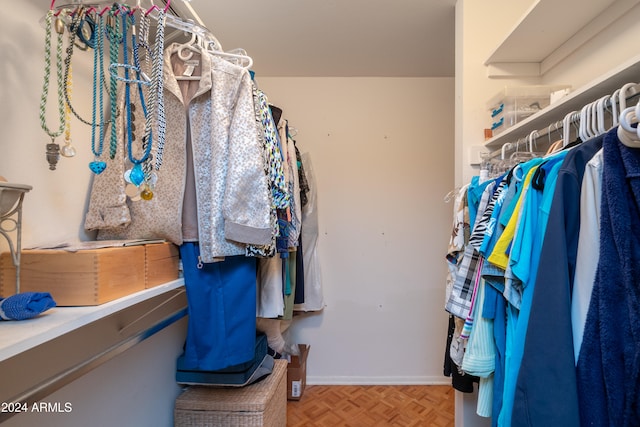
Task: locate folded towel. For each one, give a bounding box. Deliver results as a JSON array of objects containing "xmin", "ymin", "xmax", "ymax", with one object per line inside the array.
[{"xmin": 0, "ymin": 292, "xmax": 56, "ymax": 320}]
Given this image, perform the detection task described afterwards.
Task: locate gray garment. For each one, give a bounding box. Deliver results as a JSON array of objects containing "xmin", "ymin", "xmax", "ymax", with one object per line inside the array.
[{"xmin": 86, "ymin": 45, "xmax": 272, "ymax": 262}]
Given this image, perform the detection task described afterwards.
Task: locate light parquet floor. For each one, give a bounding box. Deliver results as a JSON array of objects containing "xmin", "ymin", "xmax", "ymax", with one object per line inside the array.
[{"xmin": 286, "ymin": 385, "xmax": 455, "ymax": 427}]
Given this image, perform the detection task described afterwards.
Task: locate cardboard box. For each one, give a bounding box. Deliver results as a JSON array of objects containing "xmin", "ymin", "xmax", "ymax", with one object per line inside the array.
[
  {"xmin": 174, "ymin": 359, "xmax": 287, "ymax": 427},
  {"xmin": 0, "ymin": 246, "xmax": 145, "ymax": 306},
  {"xmin": 287, "ymin": 344, "xmax": 310, "ymax": 401},
  {"xmin": 144, "ymin": 242, "xmax": 179, "ymax": 288}
]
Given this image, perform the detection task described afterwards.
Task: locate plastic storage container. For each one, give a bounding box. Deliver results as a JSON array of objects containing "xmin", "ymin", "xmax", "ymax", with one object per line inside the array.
[{"xmin": 488, "ymin": 85, "xmax": 570, "ymax": 135}]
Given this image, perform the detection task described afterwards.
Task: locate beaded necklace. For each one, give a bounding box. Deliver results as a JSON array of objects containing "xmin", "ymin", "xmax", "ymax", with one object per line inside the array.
[
  {"xmin": 121, "ymin": 11, "xmax": 150, "ymax": 187},
  {"xmin": 61, "ymin": 8, "xmax": 115, "ymax": 131},
  {"xmin": 106, "ymin": 5, "xmax": 122, "ymax": 160},
  {"xmin": 151, "ymin": 8, "xmax": 167, "ymax": 174},
  {"xmin": 39, "ymin": 9, "xmax": 66, "ymax": 170},
  {"xmin": 108, "ymin": 7, "xmax": 159, "ymax": 201},
  {"xmin": 127, "ymin": 6, "xmax": 167, "ymax": 201},
  {"xmin": 136, "ymin": 12, "xmax": 154, "ymax": 181},
  {"xmin": 128, "ymin": 14, "xmax": 155, "ymax": 201}
]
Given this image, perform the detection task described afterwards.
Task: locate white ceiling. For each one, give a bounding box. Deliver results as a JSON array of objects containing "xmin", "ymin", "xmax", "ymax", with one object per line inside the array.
[
  {"xmin": 171, "ymin": 0, "xmax": 457, "ymax": 77},
  {"xmin": 35, "ymin": 0, "xmax": 456, "ymax": 77}
]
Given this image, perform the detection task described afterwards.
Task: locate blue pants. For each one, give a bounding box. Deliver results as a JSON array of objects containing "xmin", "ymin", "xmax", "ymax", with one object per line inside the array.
[{"xmin": 180, "ymin": 243, "xmax": 257, "ymax": 371}]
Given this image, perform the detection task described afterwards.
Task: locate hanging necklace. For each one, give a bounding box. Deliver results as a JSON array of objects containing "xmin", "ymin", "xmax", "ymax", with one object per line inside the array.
[
  {"xmin": 39, "ymin": 9, "xmax": 66, "ymax": 171},
  {"xmin": 89, "ymin": 11, "xmax": 107, "ymax": 174},
  {"xmin": 136, "ymin": 10, "xmax": 155, "ymax": 187},
  {"xmin": 121, "ymin": 11, "xmax": 151, "ymax": 187},
  {"xmin": 60, "ymin": 61, "xmax": 76, "ymax": 158},
  {"xmin": 62, "ymin": 7, "xmax": 116, "ymax": 131},
  {"xmin": 106, "ymin": 5, "xmax": 122, "ymax": 160},
  {"xmin": 151, "ymin": 7, "xmax": 167, "ymax": 173},
  {"xmin": 127, "ymin": 6, "xmax": 167, "ymax": 201},
  {"xmin": 132, "ymin": 16, "xmax": 157, "ymax": 201}
]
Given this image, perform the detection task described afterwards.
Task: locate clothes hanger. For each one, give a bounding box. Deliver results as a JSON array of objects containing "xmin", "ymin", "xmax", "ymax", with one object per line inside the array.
[
  {"xmin": 170, "ymin": 34, "xmax": 203, "ymax": 81},
  {"xmin": 144, "ymin": 0, "xmax": 171, "ymax": 16},
  {"xmin": 527, "ymin": 129, "xmax": 539, "ymax": 153},
  {"xmin": 176, "ymin": 31, "xmax": 200, "ymax": 61},
  {"xmin": 579, "ymin": 102, "xmax": 598, "ymax": 141},
  {"xmin": 206, "ymin": 41, "xmax": 254, "ymax": 70},
  {"xmin": 617, "ymin": 104, "xmax": 640, "ymax": 147},
  {"xmin": 587, "ymin": 102, "xmax": 598, "ymax": 138},
  {"xmin": 510, "ymin": 138, "xmax": 526, "ymax": 183},
  {"xmin": 545, "ymin": 123, "xmax": 562, "ymax": 155},
  {"xmin": 443, "ymin": 187, "xmax": 462, "ymax": 203},
  {"xmin": 594, "ymin": 96, "xmax": 607, "ymax": 136},
  {"xmin": 619, "ymin": 82, "xmax": 639, "ymax": 112},
  {"xmin": 162, "ymin": 14, "xmax": 223, "ymax": 52},
  {"xmin": 611, "ymin": 88, "xmax": 621, "ymax": 127},
  {"xmin": 614, "ymin": 82, "xmax": 640, "ymax": 147},
  {"xmin": 562, "ymin": 110, "xmax": 577, "ymax": 147}
]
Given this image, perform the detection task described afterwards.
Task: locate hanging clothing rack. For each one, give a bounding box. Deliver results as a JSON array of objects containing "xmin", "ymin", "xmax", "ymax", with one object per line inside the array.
[{"xmin": 48, "ymin": 0, "xmax": 207, "ymax": 41}]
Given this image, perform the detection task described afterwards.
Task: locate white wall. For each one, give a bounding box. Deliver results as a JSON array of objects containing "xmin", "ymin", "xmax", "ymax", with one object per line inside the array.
[
  {"xmin": 258, "ymin": 77, "xmax": 454, "ymax": 384},
  {"xmin": 0, "ymin": 1, "xmax": 97, "ymax": 251},
  {"xmin": 455, "ymin": 0, "xmax": 537, "ymax": 186}
]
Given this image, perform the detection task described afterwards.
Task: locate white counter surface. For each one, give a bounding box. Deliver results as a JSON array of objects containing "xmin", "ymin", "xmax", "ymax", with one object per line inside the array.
[{"xmin": 0, "ymin": 279, "xmax": 185, "ymax": 362}]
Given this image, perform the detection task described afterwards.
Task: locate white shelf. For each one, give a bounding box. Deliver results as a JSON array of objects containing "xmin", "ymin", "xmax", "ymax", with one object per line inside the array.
[
  {"xmin": 485, "ymin": 0, "xmax": 639, "ymax": 77},
  {"xmin": 484, "ymin": 53, "xmax": 640, "ymax": 150},
  {"xmin": 0, "ymin": 279, "xmax": 184, "ymax": 362}
]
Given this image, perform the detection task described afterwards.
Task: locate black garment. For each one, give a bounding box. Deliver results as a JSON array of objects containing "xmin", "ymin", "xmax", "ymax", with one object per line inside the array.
[{"xmin": 443, "ymin": 315, "xmax": 479, "ymax": 393}]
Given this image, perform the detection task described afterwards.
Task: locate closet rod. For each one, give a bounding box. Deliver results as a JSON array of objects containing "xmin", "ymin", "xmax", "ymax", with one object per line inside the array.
[
  {"xmin": 488, "ymin": 119, "xmax": 566, "ymax": 159},
  {"xmin": 50, "ymin": 0, "xmax": 170, "ymax": 13},
  {"xmin": 0, "ymin": 298, "xmax": 187, "ymax": 423},
  {"xmin": 488, "ymin": 82, "xmax": 640, "ymax": 159}
]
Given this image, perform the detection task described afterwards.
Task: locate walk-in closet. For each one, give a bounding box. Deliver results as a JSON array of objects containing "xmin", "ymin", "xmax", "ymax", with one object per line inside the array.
[
  {"xmin": 1, "ymin": 0, "xmax": 640, "ymax": 426},
  {"xmin": 0, "ymin": 1, "xmax": 454, "ymax": 426}
]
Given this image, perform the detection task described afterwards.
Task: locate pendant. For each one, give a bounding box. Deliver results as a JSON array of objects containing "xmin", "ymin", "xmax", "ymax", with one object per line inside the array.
[
  {"xmin": 147, "ymin": 172, "xmax": 158, "ymax": 187},
  {"xmin": 55, "ymin": 17, "xmax": 65, "ymax": 35},
  {"xmin": 125, "ymin": 163, "xmax": 145, "ymax": 187},
  {"xmin": 125, "ymin": 183, "xmax": 141, "ymax": 202},
  {"xmin": 61, "ymin": 138, "xmax": 77, "ymax": 157},
  {"xmin": 140, "ymin": 184, "xmax": 154, "ymax": 201},
  {"xmin": 46, "ymin": 143, "xmax": 60, "ymax": 171},
  {"xmin": 89, "ymin": 161, "xmax": 107, "ymax": 174}
]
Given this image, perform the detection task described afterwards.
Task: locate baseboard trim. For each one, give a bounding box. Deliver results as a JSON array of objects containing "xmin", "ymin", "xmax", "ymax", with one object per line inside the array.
[{"xmin": 307, "ymin": 375, "xmax": 451, "ymax": 386}]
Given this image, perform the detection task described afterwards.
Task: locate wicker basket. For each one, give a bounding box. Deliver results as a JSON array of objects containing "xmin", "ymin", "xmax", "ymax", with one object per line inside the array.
[{"xmin": 174, "ymin": 359, "xmax": 287, "ymax": 427}]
